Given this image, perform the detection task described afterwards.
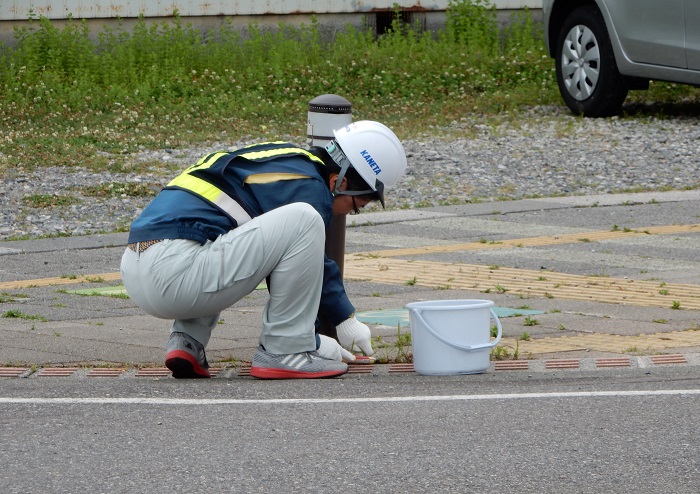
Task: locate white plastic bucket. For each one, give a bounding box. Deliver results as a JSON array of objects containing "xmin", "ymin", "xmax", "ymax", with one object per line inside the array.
[{"xmin": 405, "ymin": 299, "xmax": 502, "ymax": 375}]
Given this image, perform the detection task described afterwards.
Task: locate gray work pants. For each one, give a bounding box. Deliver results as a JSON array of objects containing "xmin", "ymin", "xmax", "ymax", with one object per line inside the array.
[{"xmin": 120, "ymin": 202, "xmax": 325, "ymax": 354}]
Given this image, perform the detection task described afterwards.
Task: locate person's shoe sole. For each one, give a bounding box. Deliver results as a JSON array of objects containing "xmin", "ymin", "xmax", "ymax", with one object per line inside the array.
[
  {"xmin": 165, "ymin": 350, "xmax": 211, "ymax": 379},
  {"xmin": 249, "ymin": 366, "xmax": 348, "ymax": 379}
]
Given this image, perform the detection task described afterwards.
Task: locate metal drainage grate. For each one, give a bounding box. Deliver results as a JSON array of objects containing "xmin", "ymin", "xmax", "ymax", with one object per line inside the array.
[
  {"xmin": 87, "ymin": 368, "xmax": 126, "ymax": 377},
  {"xmin": 39, "ymin": 368, "xmax": 78, "ymax": 377},
  {"xmin": 650, "ymin": 354, "xmax": 687, "ymax": 365},
  {"xmin": 0, "ymin": 367, "xmax": 29, "ymax": 377},
  {"xmin": 596, "ymin": 358, "xmax": 632, "ymax": 368},
  {"xmin": 388, "ymin": 363, "xmax": 415, "ymax": 374},
  {"xmin": 494, "ymin": 361, "xmax": 529, "ymax": 371},
  {"xmin": 134, "ymin": 368, "xmax": 172, "ymax": 378},
  {"xmin": 347, "ymin": 364, "xmax": 374, "ymax": 374},
  {"xmin": 545, "ymin": 359, "xmax": 580, "ymax": 370}
]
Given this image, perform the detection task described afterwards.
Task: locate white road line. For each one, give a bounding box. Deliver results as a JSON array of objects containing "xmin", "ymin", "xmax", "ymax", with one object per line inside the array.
[{"xmin": 1, "ymin": 389, "xmax": 699, "ymax": 405}]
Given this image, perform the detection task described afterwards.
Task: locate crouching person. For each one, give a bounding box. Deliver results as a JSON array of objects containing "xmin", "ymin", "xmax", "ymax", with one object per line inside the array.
[{"xmin": 120, "ymin": 121, "xmax": 407, "ymax": 379}]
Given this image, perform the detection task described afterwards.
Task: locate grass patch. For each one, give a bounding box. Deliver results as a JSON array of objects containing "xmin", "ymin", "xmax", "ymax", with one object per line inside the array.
[
  {"xmin": 81, "ymin": 182, "xmax": 160, "ymax": 198},
  {"xmin": 0, "ymin": 1, "xmax": 696, "ymax": 177},
  {"xmin": 0, "ymin": 292, "xmax": 30, "ymax": 303},
  {"xmin": 523, "ymin": 315, "xmax": 539, "ymax": 326},
  {"xmin": 22, "ymin": 194, "xmax": 82, "ymax": 208},
  {"xmin": 0, "ymin": 0, "xmax": 694, "ymax": 207},
  {"xmin": 491, "ymin": 340, "xmax": 521, "ymax": 360},
  {"xmin": 0, "ymin": 4, "xmax": 540, "ymax": 170},
  {"xmin": 2, "ymin": 310, "xmax": 47, "ymax": 322},
  {"xmin": 373, "ymin": 324, "xmax": 413, "ymax": 363}
]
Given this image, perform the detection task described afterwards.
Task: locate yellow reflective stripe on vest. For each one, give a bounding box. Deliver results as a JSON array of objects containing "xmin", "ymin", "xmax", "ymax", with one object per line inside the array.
[
  {"xmin": 245, "ymin": 172, "xmax": 309, "ymax": 184},
  {"xmin": 166, "ymin": 145, "xmax": 319, "ymax": 226},
  {"xmin": 183, "ymin": 151, "xmax": 228, "ymax": 173},
  {"xmin": 239, "ymin": 147, "xmax": 324, "ymax": 165},
  {"xmin": 167, "ymin": 171, "xmax": 252, "ymax": 226}
]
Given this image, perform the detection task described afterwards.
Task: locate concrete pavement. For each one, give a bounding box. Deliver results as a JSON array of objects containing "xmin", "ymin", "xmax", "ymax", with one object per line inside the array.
[{"xmin": 1, "ymin": 189, "xmax": 699, "ymax": 377}]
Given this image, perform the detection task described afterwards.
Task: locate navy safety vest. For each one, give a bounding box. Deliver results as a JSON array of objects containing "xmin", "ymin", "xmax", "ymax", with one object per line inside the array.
[{"xmin": 165, "ymin": 141, "xmax": 326, "ymax": 227}]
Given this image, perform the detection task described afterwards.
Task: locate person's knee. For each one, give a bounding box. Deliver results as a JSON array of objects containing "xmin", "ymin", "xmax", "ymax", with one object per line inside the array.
[
  {"xmin": 289, "ymin": 202, "xmax": 324, "ymax": 231},
  {"xmin": 287, "ymin": 203, "xmax": 324, "ymax": 253}
]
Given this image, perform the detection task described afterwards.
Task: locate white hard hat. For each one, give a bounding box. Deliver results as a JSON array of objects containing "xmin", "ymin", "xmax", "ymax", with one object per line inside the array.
[
  {"xmin": 332, "ymin": 120, "xmax": 407, "ymax": 190},
  {"xmin": 325, "ymin": 120, "xmax": 407, "ymax": 207}
]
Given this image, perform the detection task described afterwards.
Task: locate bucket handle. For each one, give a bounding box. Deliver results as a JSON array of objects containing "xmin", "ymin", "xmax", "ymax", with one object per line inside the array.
[{"xmin": 412, "ymin": 307, "xmax": 503, "ymax": 352}]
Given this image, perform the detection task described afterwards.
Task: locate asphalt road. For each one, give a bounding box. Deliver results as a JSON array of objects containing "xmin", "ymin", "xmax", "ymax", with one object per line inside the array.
[
  {"xmin": 2, "ymin": 369, "xmax": 699, "ymax": 493},
  {"xmin": 2, "ymin": 190, "xmax": 699, "ymax": 492}
]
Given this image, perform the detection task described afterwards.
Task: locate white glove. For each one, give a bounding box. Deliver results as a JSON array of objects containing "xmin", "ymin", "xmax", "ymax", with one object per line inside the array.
[
  {"xmin": 317, "ymin": 334, "xmax": 356, "ymax": 362},
  {"xmin": 336, "ymin": 316, "xmax": 374, "ymax": 356}
]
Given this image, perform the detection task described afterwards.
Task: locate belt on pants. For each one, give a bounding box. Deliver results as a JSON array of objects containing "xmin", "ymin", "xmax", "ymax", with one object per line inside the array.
[{"xmin": 127, "ymin": 239, "xmax": 164, "ymax": 253}]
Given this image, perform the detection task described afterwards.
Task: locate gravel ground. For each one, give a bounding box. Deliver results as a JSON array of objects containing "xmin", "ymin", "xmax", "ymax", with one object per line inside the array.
[{"xmin": 1, "ymin": 106, "xmax": 699, "ymax": 241}]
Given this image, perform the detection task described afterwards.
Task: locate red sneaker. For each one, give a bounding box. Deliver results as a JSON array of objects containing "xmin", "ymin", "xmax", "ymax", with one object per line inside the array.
[{"xmin": 165, "ymin": 332, "xmax": 211, "ymax": 379}]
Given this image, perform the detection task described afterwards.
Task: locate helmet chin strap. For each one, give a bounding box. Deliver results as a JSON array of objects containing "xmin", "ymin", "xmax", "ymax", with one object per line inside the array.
[
  {"xmin": 326, "ymin": 141, "xmax": 353, "ymax": 196},
  {"xmin": 326, "ymin": 140, "xmax": 385, "ymax": 207}
]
